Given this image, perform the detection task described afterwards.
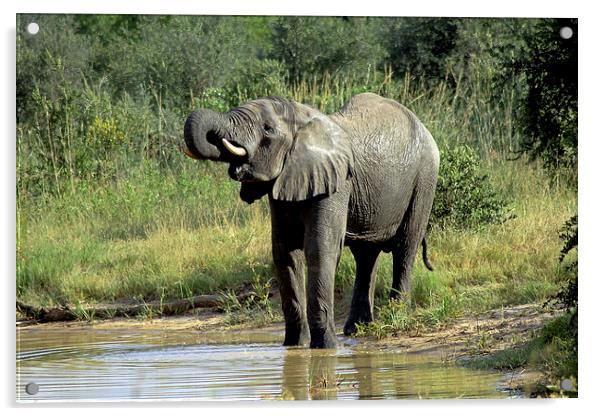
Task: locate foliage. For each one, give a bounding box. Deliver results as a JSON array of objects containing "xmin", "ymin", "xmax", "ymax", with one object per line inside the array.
[
  {"xmin": 269, "ymin": 16, "xmax": 384, "ymax": 82},
  {"xmin": 73, "ymin": 15, "xmax": 142, "ymax": 45},
  {"xmin": 17, "ymin": 15, "xmax": 92, "ymax": 125},
  {"xmin": 539, "ymin": 214, "xmax": 577, "ymax": 383},
  {"xmin": 382, "ymin": 17, "xmax": 460, "ymax": 84},
  {"xmin": 512, "ymin": 19, "xmax": 578, "ymax": 183},
  {"xmin": 555, "ymin": 214, "xmax": 578, "ymax": 310},
  {"xmin": 432, "ymin": 146, "xmax": 514, "ymax": 229},
  {"xmin": 559, "ymin": 214, "xmax": 578, "ymax": 265}
]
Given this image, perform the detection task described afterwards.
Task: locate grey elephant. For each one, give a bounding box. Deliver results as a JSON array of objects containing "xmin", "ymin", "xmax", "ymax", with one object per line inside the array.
[{"xmin": 183, "ymin": 93, "xmax": 439, "ymax": 348}]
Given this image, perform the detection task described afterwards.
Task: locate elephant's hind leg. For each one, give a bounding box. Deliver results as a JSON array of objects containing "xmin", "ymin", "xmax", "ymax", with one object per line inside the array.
[
  {"xmin": 344, "ymin": 244, "xmax": 380, "ymax": 335},
  {"xmin": 390, "ymin": 182, "xmax": 436, "ymax": 300}
]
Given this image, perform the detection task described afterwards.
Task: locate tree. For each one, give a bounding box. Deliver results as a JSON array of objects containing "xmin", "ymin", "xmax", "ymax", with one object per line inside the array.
[
  {"xmin": 515, "ymin": 18, "xmax": 578, "ymax": 183},
  {"xmin": 381, "ymin": 17, "xmax": 459, "ymax": 83},
  {"xmin": 269, "ymin": 16, "xmax": 384, "ymax": 82}
]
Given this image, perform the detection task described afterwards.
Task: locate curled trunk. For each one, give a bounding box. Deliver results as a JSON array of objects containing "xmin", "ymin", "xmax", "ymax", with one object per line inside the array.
[{"xmin": 183, "ymin": 109, "xmax": 230, "ymax": 161}]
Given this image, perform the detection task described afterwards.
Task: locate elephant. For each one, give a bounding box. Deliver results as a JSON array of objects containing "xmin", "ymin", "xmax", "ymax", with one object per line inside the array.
[{"xmin": 182, "ymin": 92, "xmax": 439, "ymax": 348}]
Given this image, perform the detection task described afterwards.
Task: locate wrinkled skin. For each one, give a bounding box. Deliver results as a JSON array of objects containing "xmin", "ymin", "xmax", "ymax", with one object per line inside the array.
[{"xmin": 183, "ymin": 93, "xmax": 439, "ymax": 348}]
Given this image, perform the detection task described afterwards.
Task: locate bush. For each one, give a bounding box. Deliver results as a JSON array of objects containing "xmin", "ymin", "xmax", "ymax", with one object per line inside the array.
[
  {"xmin": 17, "ymin": 15, "xmax": 93, "ymax": 124},
  {"xmin": 514, "ymin": 19, "xmax": 578, "ymax": 184},
  {"xmin": 535, "ymin": 214, "xmax": 577, "ymax": 385},
  {"xmin": 557, "ymin": 215, "xmax": 578, "ymax": 309},
  {"xmin": 432, "ymin": 146, "xmax": 513, "ymax": 228}
]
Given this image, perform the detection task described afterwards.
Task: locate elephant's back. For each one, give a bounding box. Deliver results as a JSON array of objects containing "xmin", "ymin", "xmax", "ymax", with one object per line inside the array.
[{"xmin": 332, "ymin": 93, "xmax": 438, "ymax": 242}]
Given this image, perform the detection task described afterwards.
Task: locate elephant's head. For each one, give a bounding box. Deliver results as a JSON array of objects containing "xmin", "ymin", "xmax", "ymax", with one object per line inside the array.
[{"xmin": 183, "ymin": 97, "xmax": 354, "ymax": 203}]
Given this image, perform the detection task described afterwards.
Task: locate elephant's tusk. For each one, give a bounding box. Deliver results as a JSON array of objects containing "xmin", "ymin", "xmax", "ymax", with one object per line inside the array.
[{"xmin": 222, "ymin": 138, "xmax": 247, "ymax": 157}]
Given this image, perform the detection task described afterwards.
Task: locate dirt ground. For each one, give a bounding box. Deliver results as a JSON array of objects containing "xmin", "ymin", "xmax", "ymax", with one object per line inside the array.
[
  {"xmin": 366, "ymin": 303, "xmax": 557, "ymax": 396},
  {"xmin": 371, "ymin": 303, "xmax": 554, "ymax": 353}
]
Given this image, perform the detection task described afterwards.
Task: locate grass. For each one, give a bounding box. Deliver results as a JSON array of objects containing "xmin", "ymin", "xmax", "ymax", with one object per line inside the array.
[
  {"xmin": 16, "ymin": 68, "xmax": 576, "ymax": 326},
  {"xmin": 466, "ymin": 342, "xmax": 537, "ymax": 371},
  {"xmin": 17, "ymin": 157, "xmax": 574, "ymax": 321},
  {"xmin": 17, "ymin": 160, "xmax": 272, "ymax": 307},
  {"xmin": 462, "ymin": 312, "xmax": 578, "ymax": 396},
  {"xmin": 218, "ymin": 276, "xmax": 281, "ymax": 326}
]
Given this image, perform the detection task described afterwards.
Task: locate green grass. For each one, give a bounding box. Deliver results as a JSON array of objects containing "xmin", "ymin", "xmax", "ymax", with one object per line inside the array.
[
  {"xmin": 17, "ymin": 160, "xmax": 273, "ymax": 307},
  {"xmin": 17, "ymin": 157, "xmax": 574, "ymax": 320},
  {"xmin": 464, "ymin": 342, "xmax": 537, "ymax": 371},
  {"xmin": 218, "ymin": 276, "xmax": 281, "ymax": 326}
]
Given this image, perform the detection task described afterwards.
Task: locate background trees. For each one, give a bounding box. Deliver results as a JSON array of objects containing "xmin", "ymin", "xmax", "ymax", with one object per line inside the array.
[{"xmin": 17, "ymin": 16, "xmax": 577, "ymax": 181}]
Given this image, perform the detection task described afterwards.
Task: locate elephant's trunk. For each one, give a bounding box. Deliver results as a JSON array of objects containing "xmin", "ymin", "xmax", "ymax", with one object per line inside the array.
[{"xmin": 183, "ymin": 109, "xmax": 230, "ymax": 161}]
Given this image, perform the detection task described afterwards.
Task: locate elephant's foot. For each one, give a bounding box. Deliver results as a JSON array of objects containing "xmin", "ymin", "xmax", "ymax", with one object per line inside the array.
[
  {"xmin": 309, "ymin": 327, "xmax": 338, "ymax": 349},
  {"xmin": 343, "ymin": 308, "xmax": 373, "ymax": 336},
  {"xmin": 283, "ymin": 321, "xmax": 310, "ymax": 347},
  {"xmin": 389, "ymin": 289, "xmax": 410, "ymax": 303}
]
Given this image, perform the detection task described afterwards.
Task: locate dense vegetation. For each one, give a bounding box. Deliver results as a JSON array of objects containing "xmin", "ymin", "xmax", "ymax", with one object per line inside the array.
[{"xmin": 16, "ymin": 15, "xmax": 577, "ymax": 386}]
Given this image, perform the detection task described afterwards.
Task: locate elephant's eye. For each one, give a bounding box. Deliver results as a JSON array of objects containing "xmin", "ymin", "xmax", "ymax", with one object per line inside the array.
[{"xmin": 263, "ymin": 123, "xmax": 274, "ymax": 134}]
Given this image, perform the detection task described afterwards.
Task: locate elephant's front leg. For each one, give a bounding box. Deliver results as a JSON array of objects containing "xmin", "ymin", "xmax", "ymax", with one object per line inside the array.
[
  {"xmin": 270, "ymin": 202, "xmax": 310, "ymax": 346},
  {"xmin": 303, "ymin": 194, "xmax": 349, "ymax": 349}
]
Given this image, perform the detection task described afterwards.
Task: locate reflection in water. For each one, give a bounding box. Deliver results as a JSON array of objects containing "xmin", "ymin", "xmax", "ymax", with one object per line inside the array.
[
  {"xmin": 281, "ymin": 349, "xmax": 309, "ymax": 400},
  {"xmin": 308, "ymin": 351, "xmax": 338, "ymax": 400},
  {"xmin": 353, "ymin": 351, "xmax": 383, "ymax": 399},
  {"xmin": 282, "ymin": 350, "xmax": 339, "ymax": 400},
  {"xmin": 16, "ymin": 327, "xmax": 512, "ymax": 401}
]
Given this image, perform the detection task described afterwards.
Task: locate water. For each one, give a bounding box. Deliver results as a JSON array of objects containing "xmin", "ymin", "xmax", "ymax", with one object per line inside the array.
[{"xmin": 16, "ymin": 327, "xmax": 514, "ymax": 401}]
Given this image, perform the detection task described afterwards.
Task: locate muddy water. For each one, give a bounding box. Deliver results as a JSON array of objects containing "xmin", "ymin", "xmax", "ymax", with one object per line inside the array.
[{"xmin": 17, "ymin": 327, "xmax": 515, "ymax": 401}]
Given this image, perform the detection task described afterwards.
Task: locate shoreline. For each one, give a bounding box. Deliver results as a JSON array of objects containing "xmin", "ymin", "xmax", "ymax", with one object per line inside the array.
[{"xmin": 17, "ymin": 302, "xmax": 555, "ymax": 396}]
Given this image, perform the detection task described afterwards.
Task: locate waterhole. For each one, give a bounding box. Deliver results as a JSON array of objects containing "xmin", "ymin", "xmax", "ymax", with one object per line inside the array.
[{"xmin": 17, "ymin": 327, "xmax": 515, "ymax": 401}]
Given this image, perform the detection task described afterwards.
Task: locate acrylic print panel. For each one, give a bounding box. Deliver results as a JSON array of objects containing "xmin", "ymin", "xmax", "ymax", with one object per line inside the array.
[{"xmin": 16, "ymin": 14, "xmax": 577, "ymax": 401}]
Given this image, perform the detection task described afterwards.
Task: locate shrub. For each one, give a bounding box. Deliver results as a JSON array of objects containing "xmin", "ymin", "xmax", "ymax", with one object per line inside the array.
[
  {"xmin": 514, "ymin": 19, "xmax": 578, "ymax": 184},
  {"xmin": 432, "ymin": 146, "xmax": 513, "ymax": 229},
  {"xmin": 17, "ymin": 14, "xmax": 93, "ymax": 125},
  {"xmin": 535, "ymin": 214, "xmax": 578, "ymax": 385},
  {"xmin": 556, "ymin": 214, "xmax": 578, "ymax": 310},
  {"xmin": 545, "ymin": 214, "xmax": 577, "ymax": 319}
]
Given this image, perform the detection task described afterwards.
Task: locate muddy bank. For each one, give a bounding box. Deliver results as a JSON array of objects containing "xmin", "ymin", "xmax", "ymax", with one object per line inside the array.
[
  {"xmin": 363, "ymin": 303, "xmax": 557, "ymax": 396},
  {"xmin": 369, "ymin": 303, "xmax": 554, "ymax": 353},
  {"xmin": 20, "ymin": 303, "xmax": 554, "ymax": 349}
]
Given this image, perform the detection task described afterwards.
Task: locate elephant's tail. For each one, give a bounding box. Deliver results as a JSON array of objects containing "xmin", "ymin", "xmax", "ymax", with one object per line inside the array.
[{"xmin": 422, "ymin": 237, "xmax": 434, "ymax": 271}]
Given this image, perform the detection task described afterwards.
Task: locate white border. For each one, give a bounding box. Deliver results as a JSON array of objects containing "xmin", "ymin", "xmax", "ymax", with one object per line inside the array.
[
  {"xmin": 3, "ymin": 1, "xmax": 600, "ymax": 415},
  {"xmin": 11, "ymin": 0, "xmax": 581, "ymax": 17}
]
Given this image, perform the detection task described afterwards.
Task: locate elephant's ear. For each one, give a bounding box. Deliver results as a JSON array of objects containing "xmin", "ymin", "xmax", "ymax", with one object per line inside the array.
[{"xmin": 272, "ymin": 116, "xmax": 354, "ymax": 201}]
